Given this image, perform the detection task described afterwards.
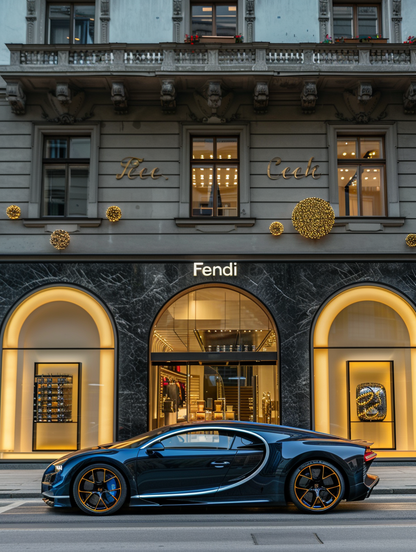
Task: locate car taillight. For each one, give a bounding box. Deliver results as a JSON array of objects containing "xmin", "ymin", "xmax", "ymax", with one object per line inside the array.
[{"xmin": 364, "ymin": 447, "xmax": 377, "ymax": 462}]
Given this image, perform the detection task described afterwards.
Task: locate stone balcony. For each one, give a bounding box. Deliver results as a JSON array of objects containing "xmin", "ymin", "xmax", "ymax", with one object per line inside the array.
[{"xmin": 3, "ymin": 42, "xmax": 416, "ymax": 75}]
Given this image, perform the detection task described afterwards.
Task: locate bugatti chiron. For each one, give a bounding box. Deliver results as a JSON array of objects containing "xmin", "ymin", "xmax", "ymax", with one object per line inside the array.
[{"xmin": 41, "ymin": 421, "xmax": 379, "ymax": 515}]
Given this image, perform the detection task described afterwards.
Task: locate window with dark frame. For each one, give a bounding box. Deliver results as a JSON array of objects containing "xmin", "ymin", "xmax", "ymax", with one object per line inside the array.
[
  {"xmin": 333, "ymin": 3, "xmax": 381, "ymax": 39},
  {"xmin": 191, "ymin": 2, "xmax": 237, "ymax": 38},
  {"xmin": 337, "ymin": 136, "xmax": 386, "ymax": 216},
  {"xmin": 47, "ymin": 3, "xmax": 95, "ymax": 44},
  {"xmin": 191, "ymin": 136, "xmax": 239, "ymax": 218},
  {"xmin": 42, "ymin": 136, "xmax": 90, "ymax": 217}
]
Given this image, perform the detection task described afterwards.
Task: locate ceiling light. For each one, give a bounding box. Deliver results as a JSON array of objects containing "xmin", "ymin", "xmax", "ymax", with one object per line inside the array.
[{"xmin": 343, "ymin": 152, "xmax": 347, "ymax": 156}]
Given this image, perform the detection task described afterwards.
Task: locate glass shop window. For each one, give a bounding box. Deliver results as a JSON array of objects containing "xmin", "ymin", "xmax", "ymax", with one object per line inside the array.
[
  {"xmin": 191, "ymin": 3, "xmax": 237, "ymax": 38},
  {"xmin": 42, "ymin": 136, "xmax": 90, "ymax": 217},
  {"xmin": 191, "ymin": 136, "xmax": 239, "ymax": 217},
  {"xmin": 48, "ymin": 3, "xmax": 95, "ymax": 44},
  {"xmin": 333, "ymin": 4, "xmax": 380, "ymax": 39},
  {"xmin": 337, "ymin": 136, "xmax": 386, "ymax": 216}
]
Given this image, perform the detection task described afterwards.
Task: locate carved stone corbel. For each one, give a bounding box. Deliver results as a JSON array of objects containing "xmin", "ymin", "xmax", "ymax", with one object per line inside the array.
[
  {"xmin": 253, "ymin": 82, "xmax": 269, "ymax": 114},
  {"xmin": 301, "ymin": 82, "xmax": 318, "ymax": 114},
  {"xmin": 111, "ymin": 83, "xmax": 128, "ymax": 114},
  {"xmin": 6, "ymin": 82, "xmax": 26, "ymax": 115},
  {"xmin": 160, "ymin": 80, "xmax": 176, "ymax": 114},
  {"xmin": 403, "ymin": 83, "xmax": 416, "ymax": 114},
  {"xmin": 55, "ymin": 83, "xmax": 72, "ymax": 105},
  {"xmin": 207, "ymin": 81, "xmax": 222, "ymax": 110},
  {"xmin": 358, "ymin": 83, "xmax": 373, "ymax": 104}
]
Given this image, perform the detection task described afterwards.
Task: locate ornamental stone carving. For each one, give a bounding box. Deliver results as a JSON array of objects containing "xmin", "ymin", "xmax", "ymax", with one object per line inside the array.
[
  {"xmin": 55, "ymin": 83, "xmax": 72, "ymax": 105},
  {"xmin": 403, "ymin": 83, "xmax": 416, "ymax": 114},
  {"xmin": 253, "ymin": 82, "xmax": 269, "ymax": 113},
  {"xmin": 173, "ymin": 0, "xmax": 182, "ymax": 16},
  {"xmin": 393, "ymin": 0, "xmax": 401, "ymax": 17},
  {"xmin": 26, "ymin": 0, "xmax": 37, "ymax": 43},
  {"xmin": 246, "ymin": 0, "xmax": 255, "ymax": 43},
  {"xmin": 172, "ymin": 0, "xmax": 183, "ymax": 42},
  {"xmin": 207, "ymin": 82, "xmax": 222, "ymax": 110},
  {"xmin": 301, "ymin": 82, "xmax": 318, "ymax": 114},
  {"xmin": 319, "ymin": 0, "xmax": 329, "ymax": 42},
  {"xmin": 100, "ymin": 0, "xmax": 110, "ymax": 43},
  {"xmin": 160, "ymin": 80, "xmax": 176, "ymax": 114},
  {"xmin": 6, "ymin": 82, "xmax": 26, "ymax": 115},
  {"xmin": 358, "ymin": 83, "xmax": 373, "ymax": 104},
  {"xmin": 111, "ymin": 83, "xmax": 128, "ymax": 114}
]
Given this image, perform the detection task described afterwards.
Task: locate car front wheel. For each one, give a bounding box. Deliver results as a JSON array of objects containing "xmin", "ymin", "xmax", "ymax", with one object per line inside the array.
[
  {"xmin": 289, "ymin": 460, "xmax": 344, "ymax": 514},
  {"xmin": 73, "ymin": 463, "xmax": 127, "ymax": 515}
]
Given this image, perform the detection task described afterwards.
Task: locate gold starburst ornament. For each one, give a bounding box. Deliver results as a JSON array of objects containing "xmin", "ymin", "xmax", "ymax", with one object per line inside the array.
[
  {"xmin": 6, "ymin": 205, "xmax": 21, "ymax": 220},
  {"xmin": 269, "ymin": 221, "xmax": 284, "ymax": 236},
  {"xmin": 106, "ymin": 206, "xmax": 122, "ymax": 222},
  {"xmin": 50, "ymin": 229, "xmax": 71, "ymax": 250},
  {"xmin": 292, "ymin": 197, "xmax": 335, "ymax": 240},
  {"xmin": 406, "ymin": 234, "xmax": 416, "ymax": 247}
]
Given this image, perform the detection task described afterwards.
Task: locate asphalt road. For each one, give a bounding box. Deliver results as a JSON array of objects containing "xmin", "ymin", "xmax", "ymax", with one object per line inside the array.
[{"xmin": 1, "ymin": 496, "xmax": 416, "ymax": 551}]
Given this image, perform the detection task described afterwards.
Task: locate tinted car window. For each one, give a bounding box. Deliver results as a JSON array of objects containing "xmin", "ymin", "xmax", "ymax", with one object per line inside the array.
[
  {"xmin": 231, "ymin": 434, "xmax": 264, "ymax": 449},
  {"xmin": 161, "ymin": 430, "xmax": 233, "ymax": 449}
]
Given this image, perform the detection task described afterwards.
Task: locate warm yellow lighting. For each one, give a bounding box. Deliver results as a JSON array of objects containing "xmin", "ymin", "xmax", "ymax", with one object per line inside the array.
[
  {"xmin": 228, "ymin": 6, "xmax": 237, "ymax": 11},
  {"xmin": 313, "ymin": 285, "xmax": 416, "ymax": 450},
  {"xmin": 341, "ymin": 177, "xmax": 345, "ymax": 180},
  {"xmin": 0, "ymin": 287, "xmax": 115, "ymax": 453},
  {"xmin": 352, "ymin": 152, "xmax": 355, "ymax": 155},
  {"xmin": 343, "ymin": 152, "xmax": 346, "ymax": 156},
  {"xmin": 202, "ymin": 7, "xmax": 212, "ymax": 11}
]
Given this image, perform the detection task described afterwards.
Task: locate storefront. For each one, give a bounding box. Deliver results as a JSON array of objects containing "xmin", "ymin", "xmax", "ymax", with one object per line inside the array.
[{"xmin": 1, "ymin": 261, "xmax": 416, "ymax": 461}]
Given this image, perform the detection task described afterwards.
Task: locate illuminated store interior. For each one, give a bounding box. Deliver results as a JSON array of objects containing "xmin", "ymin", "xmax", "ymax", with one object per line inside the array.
[
  {"xmin": 150, "ymin": 285, "xmax": 279, "ymax": 430},
  {"xmin": 314, "ymin": 285, "xmax": 416, "ymax": 459},
  {"xmin": 0, "ymin": 287, "xmax": 115, "ymax": 460}
]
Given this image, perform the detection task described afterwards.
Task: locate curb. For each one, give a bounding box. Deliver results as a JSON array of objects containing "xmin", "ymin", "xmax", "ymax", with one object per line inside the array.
[{"xmin": 0, "ymin": 493, "xmax": 42, "ymax": 499}]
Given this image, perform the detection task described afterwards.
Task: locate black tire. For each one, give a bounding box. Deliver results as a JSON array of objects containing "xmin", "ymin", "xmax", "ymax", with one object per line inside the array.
[
  {"xmin": 73, "ymin": 463, "xmax": 127, "ymax": 516},
  {"xmin": 289, "ymin": 459, "xmax": 344, "ymax": 514}
]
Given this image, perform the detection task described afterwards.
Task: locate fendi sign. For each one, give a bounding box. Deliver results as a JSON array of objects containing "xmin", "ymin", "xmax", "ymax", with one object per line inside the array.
[
  {"xmin": 267, "ymin": 156, "xmax": 320, "ymax": 180},
  {"xmin": 116, "ymin": 157, "xmax": 168, "ymax": 180},
  {"xmin": 194, "ymin": 262, "xmax": 238, "ymax": 277}
]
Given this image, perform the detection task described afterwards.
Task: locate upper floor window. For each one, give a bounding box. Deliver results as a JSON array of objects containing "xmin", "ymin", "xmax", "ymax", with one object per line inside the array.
[
  {"xmin": 191, "ymin": 136, "xmax": 239, "ymax": 218},
  {"xmin": 47, "ymin": 3, "xmax": 95, "ymax": 44},
  {"xmin": 42, "ymin": 137, "xmax": 90, "ymax": 217},
  {"xmin": 191, "ymin": 2, "xmax": 237, "ymax": 38},
  {"xmin": 333, "ymin": 4, "xmax": 380, "ymax": 39},
  {"xmin": 337, "ymin": 136, "xmax": 386, "ymax": 216}
]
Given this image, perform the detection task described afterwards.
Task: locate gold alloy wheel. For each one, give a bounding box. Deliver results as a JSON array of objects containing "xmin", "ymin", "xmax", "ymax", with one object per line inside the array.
[
  {"xmin": 77, "ymin": 467, "xmax": 122, "ymax": 512},
  {"xmin": 293, "ymin": 463, "xmax": 342, "ymax": 511}
]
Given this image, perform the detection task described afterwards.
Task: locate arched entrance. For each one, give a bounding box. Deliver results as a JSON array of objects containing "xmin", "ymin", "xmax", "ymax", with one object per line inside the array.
[
  {"xmin": 313, "ymin": 285, "xmax": 416, "ymax": 459},
  {"xmin": 0, "ymin": 286, "xmax": 116, "ymax": 460},
  {"xmin": 149, "ymin": 284, "xmax": 279, "ymax": 430}
]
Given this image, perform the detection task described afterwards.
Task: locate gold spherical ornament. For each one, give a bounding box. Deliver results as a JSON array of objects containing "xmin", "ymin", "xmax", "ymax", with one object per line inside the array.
[
  {"xmin": 6, "ymin": 205, "xmax": 21, "ymax": 220},
  {"xmin": 50, "ymin": 229, "xmax": 71, "ymax": 250},
  {"xmin": 106, "ymin": 206, "xmax": 122, "ymax": 222},
  {"xmin": 269, "ymin": 221, "xmax": 284, "ymax": 236},
  {"xmin": 406, "ymin": 234, "xmax": 416, "ymax": 247},
  {"xmin": 292, "ymin": 197, "xmax": 335, "ymax": 240}
]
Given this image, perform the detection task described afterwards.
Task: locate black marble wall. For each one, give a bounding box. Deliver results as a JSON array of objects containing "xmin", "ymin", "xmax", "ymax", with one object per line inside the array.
[{"xmin": 0, "ymin": 261, "xmax": 415, "ymax": 440}]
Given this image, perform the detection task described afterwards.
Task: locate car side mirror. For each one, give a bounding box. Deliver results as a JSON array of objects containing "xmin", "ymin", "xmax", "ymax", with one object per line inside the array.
[{"xmin": 146, "ymin": 442, "xmax": 165, "ymax": 455}]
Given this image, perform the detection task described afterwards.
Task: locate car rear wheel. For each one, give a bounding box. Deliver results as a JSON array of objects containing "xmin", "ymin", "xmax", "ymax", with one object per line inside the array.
[
  {"xmin": 289, "ymin": 460, "xmax": 344, "ymax": 514},
  {"xmin": 73, "ymin": 463, "xmax": 127, "ymax": 516}
]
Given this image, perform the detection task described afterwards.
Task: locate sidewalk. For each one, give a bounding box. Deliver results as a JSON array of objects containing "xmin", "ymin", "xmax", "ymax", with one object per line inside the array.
[{"xmin": 0, "ymin": 465, "xmax": 415, "ymax": 499}]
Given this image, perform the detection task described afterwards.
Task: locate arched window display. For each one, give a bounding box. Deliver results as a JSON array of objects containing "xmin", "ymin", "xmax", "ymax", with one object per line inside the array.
[
  {"xmin": 0, "ymin": 286, "xmax": 116, "ymax": 460},
  {"xmin": 149, "ymin": 285, "xmax": 279, "ymax": 430},
  {"xmin": 313, "ymin": 285, "xmax": 416, "ymax": 459}
]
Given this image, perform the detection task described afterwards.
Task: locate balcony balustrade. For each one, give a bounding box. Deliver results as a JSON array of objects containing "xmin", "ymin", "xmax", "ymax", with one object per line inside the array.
[{"xmin": 3, "ymin": 42, "xmax": 415, "ymax": 75}]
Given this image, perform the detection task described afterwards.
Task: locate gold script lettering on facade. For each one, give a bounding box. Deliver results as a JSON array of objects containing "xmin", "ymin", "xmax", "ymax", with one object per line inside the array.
[
  {"xmin": 116, "ymin": 157, "xmax": 168, "ymax": 180},
  {"xmin": 267, "ymin": 156, "xmax": 320, "ymax": 180}
]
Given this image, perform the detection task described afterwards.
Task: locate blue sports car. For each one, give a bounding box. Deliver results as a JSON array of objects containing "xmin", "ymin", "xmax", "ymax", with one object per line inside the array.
[{"xmin": 41, "ymin": 421, "xmax": 379, "ymax": 515}]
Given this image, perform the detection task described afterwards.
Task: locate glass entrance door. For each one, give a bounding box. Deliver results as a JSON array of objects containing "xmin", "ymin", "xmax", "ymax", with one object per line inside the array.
[{"xmin": 153, "ymin": 362, "xmax": 279, "ymax": 429}]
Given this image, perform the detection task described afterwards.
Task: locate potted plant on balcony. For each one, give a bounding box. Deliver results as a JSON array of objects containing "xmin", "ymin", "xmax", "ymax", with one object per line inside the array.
[
  {"xmin": 404, "ymin": 36, "xmax": 416, "ymax": 44},
  {"xmin": 321, "ymin": 34, "xmax": 333, "ymax": 44},
  {"xmin": 184, "ymin": 34, "xmax": 200, "ymax": 45},
  {"xmin": 341, "ymin": 35, "xmax": 387, "ymax": 44},
  {"xmin": 234, "ymin": 34, "xmax": 244, "ymax": 43}
]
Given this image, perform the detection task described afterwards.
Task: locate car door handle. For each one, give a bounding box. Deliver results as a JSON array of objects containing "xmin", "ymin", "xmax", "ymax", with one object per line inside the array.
[{"xmin": 210, "ymin": 461, "xmax": 230, "ymax": 468}]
